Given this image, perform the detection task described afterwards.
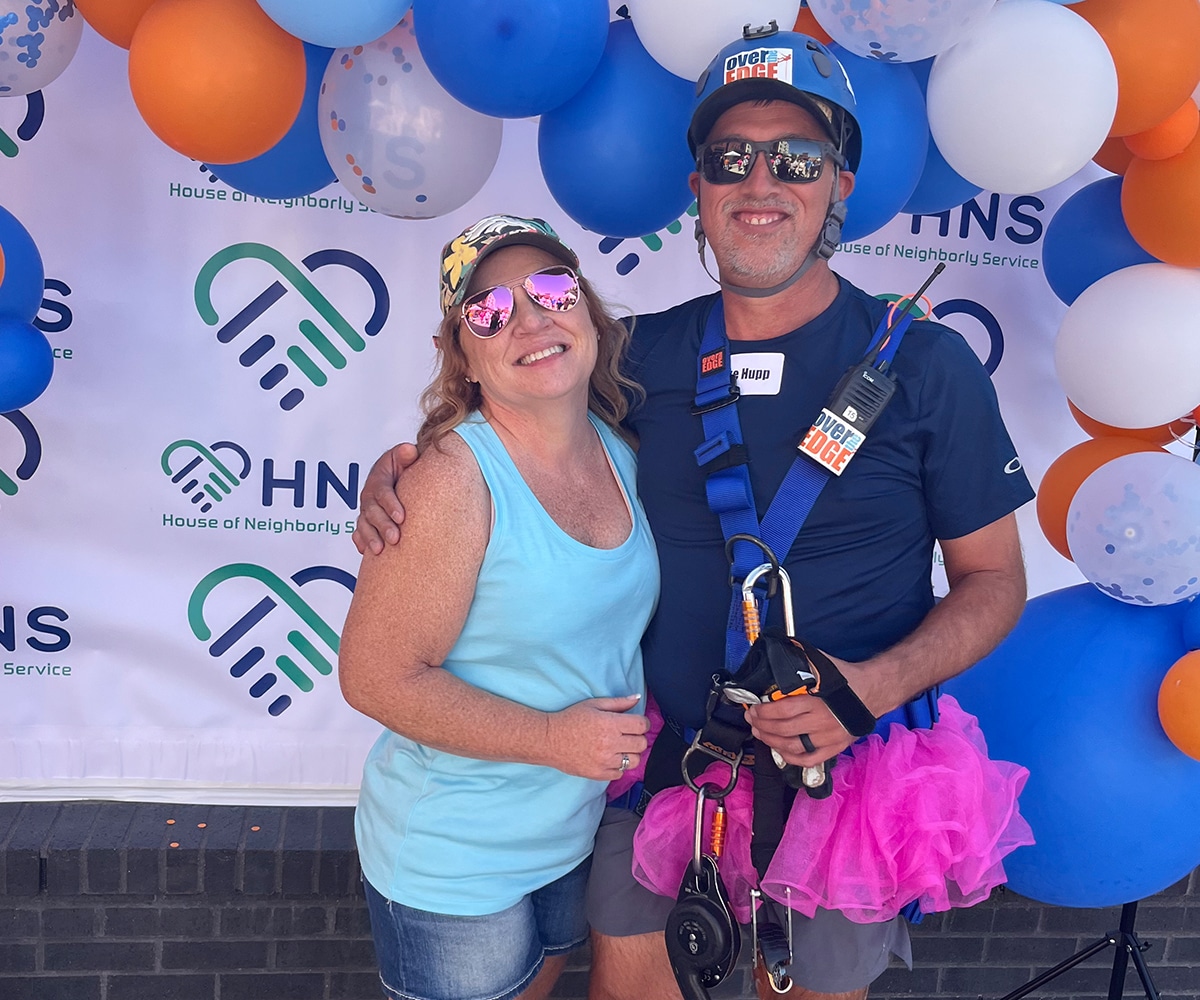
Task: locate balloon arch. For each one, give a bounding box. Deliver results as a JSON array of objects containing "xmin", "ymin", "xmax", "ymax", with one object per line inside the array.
[{"xmin": 5, "ymin": 0, "xmax": 1200, "ymax": 912}]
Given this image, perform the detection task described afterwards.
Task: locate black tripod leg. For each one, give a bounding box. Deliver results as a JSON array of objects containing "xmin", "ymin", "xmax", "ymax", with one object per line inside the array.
[
  {"xmin": 1126, "ymin": 937, "xmax": 1162, "ymax": 1000},
  {"xmin": 999, "ymin": 936, "xmax": 1114, "ymax": 1000},
  {"xmin": 1107, "ymin": 935, "xmax": 1131, "ymax": 1000},
  {"xmin": 999, "ymin": 900, "xmax": 1164, "ymax": 1000}
]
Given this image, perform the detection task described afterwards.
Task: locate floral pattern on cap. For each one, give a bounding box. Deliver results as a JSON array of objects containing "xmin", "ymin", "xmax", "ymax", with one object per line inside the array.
[{"xmin": 438, "ymin": 214, "xmax": 578, "ymax": 315}]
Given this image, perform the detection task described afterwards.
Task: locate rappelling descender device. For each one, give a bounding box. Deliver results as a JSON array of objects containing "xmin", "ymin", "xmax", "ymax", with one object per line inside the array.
[
  {"xmin": 720, "ymin": 533, "xmax": 880, "ymax": 798},
  {"xmin": 664, "ymin": 762, "xmax": 742, "ymax": 1000}
]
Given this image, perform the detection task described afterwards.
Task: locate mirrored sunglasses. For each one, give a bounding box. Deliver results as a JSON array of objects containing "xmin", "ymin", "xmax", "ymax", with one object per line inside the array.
[
  {"xmin": 460, "ymin": 266, "xmax": 581, "ymax": 339},
  {"xmin": 699, "ymin": 137, "xmax": 844, "ymax": 185}
]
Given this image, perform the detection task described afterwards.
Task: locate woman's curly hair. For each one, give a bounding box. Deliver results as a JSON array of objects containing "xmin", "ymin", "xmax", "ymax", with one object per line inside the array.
[{"xmin": 416, "ymin": 272, "xmax": 642, "ymax": 453}]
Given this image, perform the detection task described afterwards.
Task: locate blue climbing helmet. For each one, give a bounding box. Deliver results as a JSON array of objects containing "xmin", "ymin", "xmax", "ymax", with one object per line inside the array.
[{"xmin": 688, "ymin": 23, "xmax": 862, "ymax": 174}]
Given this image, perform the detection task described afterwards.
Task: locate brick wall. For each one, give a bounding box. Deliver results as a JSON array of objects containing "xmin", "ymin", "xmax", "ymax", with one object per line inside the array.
[{"xmin": 2, "ymin": 802, "xmax": 1197, "ymax": 1000}]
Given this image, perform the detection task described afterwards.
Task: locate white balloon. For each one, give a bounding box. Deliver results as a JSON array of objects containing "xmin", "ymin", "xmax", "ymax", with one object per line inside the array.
[
  {"xmin": 318, "ymin": 17, "xmax": 502, "ymax": 220},
  {"xmin": 926, "ymin": 0, "xmax": 1116, "ymax": 194},
  {"xmin": 0, "ymin": 1, "xmax": 83, "ymax": 97},
  {"xmin": 1055, "ymin": 264, "xmax": 1200, "ymax": 429},
  {"xmin": 807, "ymin": 0, "xmax": 996, "ymax": 63},
  {"xmin": 1067, "ymin": 451, "xmax": 1200, "ymax": 606},
  {"xmin": 627, "ymin": 0, "xmax": 802, "ymax": 81}
]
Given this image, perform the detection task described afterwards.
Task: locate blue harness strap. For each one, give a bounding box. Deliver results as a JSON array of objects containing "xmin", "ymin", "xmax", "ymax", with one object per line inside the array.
[
  {"xmin": 693, "ymin": 295, "xmax": 928, "ymax": 924},
  {"xmin": 693, "ymin": 297, "xmax": 912, "ymax": 671}
]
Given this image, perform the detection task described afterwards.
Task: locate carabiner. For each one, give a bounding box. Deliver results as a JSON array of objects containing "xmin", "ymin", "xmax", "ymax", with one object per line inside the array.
[{"xmin": 725, "ymin": 533, "xmax": 780, "ymax": 595}]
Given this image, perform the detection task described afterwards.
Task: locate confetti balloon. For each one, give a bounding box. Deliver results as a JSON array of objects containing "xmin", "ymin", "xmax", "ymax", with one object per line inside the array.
[
  {"xmin": 1067, "ymin": 451, "xmax": 1200, "ymax": 606},
  {"xmin": 0, "ymin": 0, "xmax": 84, "ymax": 96},
  {"xmin": 807, "ymin": 0, "xmax": 996, "ymax": 62},
  {"xmin": 318, "ymin": 17, "xmax": 502, "ymax": 219}
]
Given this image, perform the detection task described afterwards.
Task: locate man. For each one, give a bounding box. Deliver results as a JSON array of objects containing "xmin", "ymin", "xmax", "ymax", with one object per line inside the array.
[{"xmin": 354, "ymin": 25, "xmax": 1033, "ymax": 1000}]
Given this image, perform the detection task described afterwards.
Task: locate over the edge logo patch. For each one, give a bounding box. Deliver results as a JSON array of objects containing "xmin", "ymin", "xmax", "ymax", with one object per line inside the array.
[{"xmin": 723, "ymin": 48, "xmax": 794, "ymax": 86}]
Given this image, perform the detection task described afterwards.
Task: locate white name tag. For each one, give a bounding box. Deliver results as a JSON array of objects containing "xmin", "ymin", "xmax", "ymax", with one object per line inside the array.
[{"xmin": 729, "ymin": 352, "xmax": 784, "ymax": 396}]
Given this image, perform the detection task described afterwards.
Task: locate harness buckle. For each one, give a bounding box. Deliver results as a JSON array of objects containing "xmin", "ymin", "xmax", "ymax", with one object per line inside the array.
[{"xmin": 690, "ymin": 382, "xmax": 741, "ymax": 416}]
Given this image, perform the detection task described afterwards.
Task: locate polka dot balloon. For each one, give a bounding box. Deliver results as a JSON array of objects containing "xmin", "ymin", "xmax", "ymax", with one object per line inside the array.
[
  {"xmin": 1067, "ymin": 450, "xmax": 1200, "ymax": 606},
  {"xmin": 317, "ymin": 17, "xmax": 502, "ymax": 219},
  {"xmin": 0, "ymin": 0, "xmax": 83, "ymax": 97}
]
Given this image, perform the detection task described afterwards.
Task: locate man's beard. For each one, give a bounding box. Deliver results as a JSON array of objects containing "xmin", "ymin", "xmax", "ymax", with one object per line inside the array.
[{"xmin": 710, "ymin": 202, "xmax": 815, "ymax": 287}]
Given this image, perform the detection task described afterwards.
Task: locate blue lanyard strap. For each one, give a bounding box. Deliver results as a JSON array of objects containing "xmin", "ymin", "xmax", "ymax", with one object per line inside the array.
[{"xmin": 693, "ymin": 296, "xmax": 912, "ymax": 671}]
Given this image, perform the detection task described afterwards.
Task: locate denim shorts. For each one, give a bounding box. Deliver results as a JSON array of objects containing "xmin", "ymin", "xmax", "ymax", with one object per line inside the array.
[{"xmin": 363, "ymin": 858, "xmax": 590, "ymax": 1000}]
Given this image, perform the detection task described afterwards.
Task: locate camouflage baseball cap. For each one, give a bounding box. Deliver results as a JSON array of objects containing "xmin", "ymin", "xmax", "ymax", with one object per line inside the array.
[{"xmin": 439, "ymin": 214, "xmax": 580, "ymax": 315}]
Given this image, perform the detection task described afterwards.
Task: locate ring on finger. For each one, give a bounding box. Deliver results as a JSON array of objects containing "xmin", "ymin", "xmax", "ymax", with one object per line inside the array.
[
  {"xmin": 799, "ymin": 733, "xmax": 816, "ymax": 754},
  {"xmin": 619, "ymin": 753, "xmax": 631, "ymax": 772}
]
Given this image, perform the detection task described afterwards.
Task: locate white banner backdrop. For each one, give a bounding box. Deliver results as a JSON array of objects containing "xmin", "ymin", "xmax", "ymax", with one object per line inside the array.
[{"xmin": 0, "ymin": 30, "xmax": 1110, "ymax": 804}]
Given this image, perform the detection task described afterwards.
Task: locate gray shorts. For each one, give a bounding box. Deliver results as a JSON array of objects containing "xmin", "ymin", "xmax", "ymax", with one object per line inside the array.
[{"xmin": 586, "ymin": 806, "xmax": 913, "ymax": 995}]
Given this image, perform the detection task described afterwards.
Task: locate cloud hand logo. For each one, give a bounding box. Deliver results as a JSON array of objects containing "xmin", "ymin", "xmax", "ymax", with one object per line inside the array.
[
  {"xmin": 188, "ymin": 563, "xmax": 356, "ymax": 716},
  {"xmin": 0, "ymin": 90, "xmax": 44, "ymax": 157},
  {"xmin": 193, "ymin": 244, "xmax": 389, "ymax": 411},
  {"xmin": 161, "ymin": 439, "xmax": 250, "ymax": 513},
  {"xmin": 0, "ymin": 410, "xmax": 41, "ymax": 500}
]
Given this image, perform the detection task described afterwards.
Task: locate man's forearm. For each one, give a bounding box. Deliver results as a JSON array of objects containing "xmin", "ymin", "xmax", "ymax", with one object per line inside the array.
[{"xmin": 845, "ymin": 564, "xmax": 1027, "ymax": 719}]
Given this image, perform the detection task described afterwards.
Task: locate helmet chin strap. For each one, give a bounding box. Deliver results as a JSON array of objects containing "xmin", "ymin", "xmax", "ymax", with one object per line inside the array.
[{"xmin": 694, "ymin": 185, "xmax": 847, "ymax": 300}]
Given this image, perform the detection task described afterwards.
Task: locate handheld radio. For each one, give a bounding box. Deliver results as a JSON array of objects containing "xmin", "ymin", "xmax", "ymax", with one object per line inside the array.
[{"xmin": 799, "ymin": 263, "xmax": 945, "ymax": 476}]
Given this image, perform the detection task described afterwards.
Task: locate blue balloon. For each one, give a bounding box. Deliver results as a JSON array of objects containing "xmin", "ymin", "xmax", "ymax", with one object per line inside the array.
[
  {"xmin": 901, "ymin": 59, "xmax": 983, "ymax": 217},
  {"xmin": 211, "ymin": 44, "xmax": 337, "ymax": 200},
  {"xmin": 0, "ymin": 316, "xmax": 53, "ymax": 411},
  {"xmin": 0, "ymin": 205, "xmax": 45, "ymax": 323},
  {"xmin": 1042, "ymin": 176, "xmax": 1159, "ymax": 306},
  {"xmin": 1181, "ymin": 597, "xmax": 1200, "ymax": 651},
  {"xmin": 415, "ymin": 0, "xmax": 608, "ymax": 119},
  {"xmin": 538, "ymin": 19, "xmax": 694, "ymax": 238},
  {"xmin": 945, "ymin": 585, "xmax": 1200, "ymax": 907},
  {"xmin": 832, "ymin": 47, "xmax": 928, "ymax": 243},
  {"xmin": 257, "ymin": 0, "xmax": 412, "ymax": 49}
]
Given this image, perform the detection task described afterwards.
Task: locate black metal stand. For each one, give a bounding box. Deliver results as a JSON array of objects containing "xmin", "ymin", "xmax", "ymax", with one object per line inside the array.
[{"xmin": 999, "ymin": 902, "xmax": 1161, "ymax": 1000}]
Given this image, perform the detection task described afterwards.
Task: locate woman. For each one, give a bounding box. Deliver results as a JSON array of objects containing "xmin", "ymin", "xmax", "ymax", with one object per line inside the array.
[{"xmin": 339, "ymin": 214, "xmax": 660, "ymax": 1000}]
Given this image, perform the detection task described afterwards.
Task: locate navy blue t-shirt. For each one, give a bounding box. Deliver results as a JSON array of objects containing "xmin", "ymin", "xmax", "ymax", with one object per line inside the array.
[{"xmin": 625, "ymin": 277, "xmax": 1035, "ymax": 728}]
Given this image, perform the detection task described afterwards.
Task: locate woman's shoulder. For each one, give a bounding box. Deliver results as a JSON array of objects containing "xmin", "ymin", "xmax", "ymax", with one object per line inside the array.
[{"xmin": 400, "ymin": 431, "xmax": 488, "ymax": 519}]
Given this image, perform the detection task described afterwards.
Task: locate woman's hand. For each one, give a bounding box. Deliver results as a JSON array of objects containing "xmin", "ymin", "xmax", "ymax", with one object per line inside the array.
[
  {"xmin": 352, "ymin": 442, "xmax": 418, "ymax": 555},
  {"xmin": 547, "ymin": 695, "xmax": 649, "ymax": 781}
]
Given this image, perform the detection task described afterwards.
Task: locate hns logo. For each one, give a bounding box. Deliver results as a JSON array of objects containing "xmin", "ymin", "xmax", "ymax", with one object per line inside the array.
[
  {"xmin": 188, "ymin": 563, "xmax": 355, "ymax": 717},
  {"xmin": 0, "ymin": 91, "xmax": 44, "ymax": 158},
  {"xmin": 876, "ymin": 292, "xmax": 1005, "ymax": 375},
  {"xmin": 161, "ymin": 439, "xmax": 251, "ymax": 514},
  {"xmin": 0, "ymin": 410, "xmax": 41, "ymax": 500},
  {"xmin": 193, "ymin": 244, "xmax": 390, "ymax": 411},
  {"xmin": 599, "ymin": 202, "xmax": 698, "ymax": 276}
]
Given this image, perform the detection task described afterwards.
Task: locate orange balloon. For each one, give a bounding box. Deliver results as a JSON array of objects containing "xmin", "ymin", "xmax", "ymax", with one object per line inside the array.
[
  {"xmin": 75, "ymin": 0, "xmax": 157, "ymax": 49},
  {"xmin": 128, "ymin": 0, "xmax": 305, "ymax": 165},
  {"xmin": 1122, "ymin": 129, "xmax": 1200, "ymax": 267},
  {"xmin": 1067, "ymin": 400, "xmax": 1191, "ymax": 445},
  {"xmin": 1076, "ymin": 0, "xmax": 1200, "ymax": 137},
  {"xmin": 793, "ymin": 9, "xmax": 834, "ymax": 46},
  {"xmin": 1093, "ymin": 134, "xmax": 1135, "ymax": 175},
  {"xmin": 1036, "ymin": 437, "xmax": 1164, "ymax": 560},
  {"xmin": 1123, "ymin": 99, "xmax": 1200, "ymax": 161},
  {"xmin": 1158, "ymin": 651, "xmax": 1200, "ymax": 760}
]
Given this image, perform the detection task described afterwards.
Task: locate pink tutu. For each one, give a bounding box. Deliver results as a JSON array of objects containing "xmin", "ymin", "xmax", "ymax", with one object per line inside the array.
[
  {"xmin": 631, "ymin": 761, "xmax": 759, "ymax": 924},
  {"xmin": 606, "ymin": 696, "xmax": 665, "ymax": 802},
  {"xmin": 760, "ymin": 695, "xmax": 1034, "ymax": 923}
]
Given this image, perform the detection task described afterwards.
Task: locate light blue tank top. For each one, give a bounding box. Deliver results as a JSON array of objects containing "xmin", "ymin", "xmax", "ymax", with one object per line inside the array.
[{"xmin": 355, "ymin": 412, "xmax": 659, "ymax": 915}]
